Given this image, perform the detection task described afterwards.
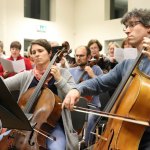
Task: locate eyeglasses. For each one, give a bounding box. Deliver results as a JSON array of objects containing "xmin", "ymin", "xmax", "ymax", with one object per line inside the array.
[
  {"xmin": 123, "ymin": 21, "xmax": 142, "ymax": 31},
  {"xmin": 75, "ymin": 54, "xmax": 85, "ymax": 58}
]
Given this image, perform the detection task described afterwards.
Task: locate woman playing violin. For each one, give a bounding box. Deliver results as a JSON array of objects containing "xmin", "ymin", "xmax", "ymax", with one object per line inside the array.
[
  {"xmin": 1, "ymin": 39, "xmax": 78, "ymax": 150},
  {"xmin": 63, "ymin": 8, "xmax": 150, "ymax": 150}
]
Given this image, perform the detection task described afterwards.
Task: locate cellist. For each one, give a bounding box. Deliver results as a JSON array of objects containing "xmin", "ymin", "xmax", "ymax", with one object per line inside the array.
[
  {"xmin": 0, "ymin": 39, "xmax": 78, "ymax": 150},
  {"xmin": 62, "ymin": 8, "xmax": 150, "ymax": 150}
]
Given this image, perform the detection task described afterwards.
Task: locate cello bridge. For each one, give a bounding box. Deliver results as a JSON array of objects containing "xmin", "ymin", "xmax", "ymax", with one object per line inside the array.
[{"xmin": 90, "ymin": 132, "xmax": 107, "ymax": 141}]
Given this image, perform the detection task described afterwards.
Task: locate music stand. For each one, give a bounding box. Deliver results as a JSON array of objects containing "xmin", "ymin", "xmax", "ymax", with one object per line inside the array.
[{"xmin": 0, "ymin": 77, "xmax": 32, "ymax": 131}]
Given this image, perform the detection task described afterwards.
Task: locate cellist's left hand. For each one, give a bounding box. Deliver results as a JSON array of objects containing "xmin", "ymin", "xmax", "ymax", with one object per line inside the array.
[
  {"xmin": 50, "ymin": 65, "xmax": 62, "ymax": 82},
  {"xmin": 142, "ymin": 37, "xmax": 150, "ymax": 59}
]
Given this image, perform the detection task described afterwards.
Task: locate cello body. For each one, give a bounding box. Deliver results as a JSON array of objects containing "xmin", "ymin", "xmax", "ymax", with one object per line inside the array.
[
  {"xmin": 0, "ymin": 87, "xmax": 62, "ymax": 150},
  {"xmin": 94, "ymin": 67, "xmax": 150, "ymax": 150}
]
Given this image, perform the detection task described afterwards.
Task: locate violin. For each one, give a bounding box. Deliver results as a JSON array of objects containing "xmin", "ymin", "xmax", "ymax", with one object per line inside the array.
[
  {"xmin": 76, "ymin": 59, "xmax": 97, "ymax": 102},
  {"xmin": 0, "ymin": 48, "xmax": 68, "ymax": 149}
]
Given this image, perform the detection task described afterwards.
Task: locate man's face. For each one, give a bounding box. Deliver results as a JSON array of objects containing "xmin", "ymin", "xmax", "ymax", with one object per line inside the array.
[
  {"xmin": 124, "ymin": 18, "xmax": 150, "ymax": 49},
  {"xmin": 75, "ymin": 47, "xmax": 88, "ymax": 66}
]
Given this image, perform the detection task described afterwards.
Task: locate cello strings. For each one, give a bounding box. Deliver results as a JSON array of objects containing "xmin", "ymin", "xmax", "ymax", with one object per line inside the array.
[{"xmin": 33, "ymin": 128, "xmax": 56, "ymax": 141}]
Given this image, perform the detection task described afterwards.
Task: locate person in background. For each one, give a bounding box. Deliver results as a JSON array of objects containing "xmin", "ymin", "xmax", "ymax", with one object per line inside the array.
[
  {"xmin": 24, "ymin": 45, "xmax": 35, "ymax": 68},
  {"xmin": 0, "ymin": 39, "xmax": 78, "ymax": 150},
  {"xmin": 49, "ymin": 41, "xmax": 66, "ymax": 67},
  {"xmin": 107, "ymin": 41, "xmax": 119, "ymax": 70},
  {"xmin": 87, "ymin": 39, "xmax": 110, "ymax": 73},
  {"xmin": 49, "ymin": 41, "xmax": 59, "ymax": 48},
  {"xmin": 61, "ymin": 41, "xmax": 76, "ymax": 68},
  {"xmin": 0, "ymin": 41, "xmax": 32, "ymax": 78},
  {"xmin": 59, "ymin": 41, "xmax": 72, "ymax": 68},
  {"xmin": 69, "ymin": 45, "xmax": 103, "ymax": 148},
  {"xmin": 0, "ymin": 41, "xmax": 7, "ymax": 58},
  {"xmin": 62, "ymin": 8, "xmax": 150, "ymax": 150},
  {"xmin": 121, "ymin": 37, "xmax": 133, "ymax": 48}
]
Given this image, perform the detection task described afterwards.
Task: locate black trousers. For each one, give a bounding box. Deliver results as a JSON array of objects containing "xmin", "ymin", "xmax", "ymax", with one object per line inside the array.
[{"xmin": 139, "ymin": 127, "xmax": 150, "ymax": 150}]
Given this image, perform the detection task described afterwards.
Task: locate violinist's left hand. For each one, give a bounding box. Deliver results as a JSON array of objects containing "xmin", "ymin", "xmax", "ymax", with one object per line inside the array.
[
  {"xmin": 84, "ymin": 66, "xmax": 96, "ymax": 78},
  {"xmin": 50, "ymin": 65, "xmax": 61, "ymax": 81},
  {"xmin": 142, "ymin": 37, "xmax": 150, "ymax": 59}
]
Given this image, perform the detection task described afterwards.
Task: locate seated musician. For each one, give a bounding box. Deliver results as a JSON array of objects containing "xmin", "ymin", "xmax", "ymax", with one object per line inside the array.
[
  {"xmin": 0, "ymin": 39, "xmax": 78, "ymax": 150},
  {"xmin": 87, "ymin": 39, "xmax": 110, "ymax": 74},
  {"xmin": 63, "ymin": 8, "xmax": 150, "ymax": 150},
  {"xmin": 69, "ymin": 45, "xmax": 103, "ymax": 148}
]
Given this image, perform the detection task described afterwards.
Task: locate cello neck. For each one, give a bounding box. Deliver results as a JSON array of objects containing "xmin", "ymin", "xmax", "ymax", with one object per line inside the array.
[{"xmin": 23, "ymin": 49, "xmax": 66, "ymax": 113}]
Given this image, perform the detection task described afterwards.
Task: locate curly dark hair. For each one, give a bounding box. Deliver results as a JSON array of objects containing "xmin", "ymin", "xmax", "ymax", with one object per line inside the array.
[
  {"xmin": 121, "ymin": 8, "xmax": 150, "ymax": 27},
  {"xmin": 30, "ymin": 39, "xmax": 51, "ymax": 54}
]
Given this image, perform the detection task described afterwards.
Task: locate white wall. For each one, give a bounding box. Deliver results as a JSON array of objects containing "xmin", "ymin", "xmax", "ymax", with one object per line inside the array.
[
  {"xmin": 0, "ymin": 0, "xmax": 150, "ymax": 56},
  {"xmin": 74, "ymin": 0, "xmax": 150, "ymax": 53},
  {"xmin": 0, "ymin": 0, "xmax": 75, "ymax": 56}
]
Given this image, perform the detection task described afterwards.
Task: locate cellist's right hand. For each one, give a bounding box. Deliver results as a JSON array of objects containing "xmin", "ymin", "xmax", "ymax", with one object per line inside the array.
[{"xmin": 62, "ymin": 89, "xmax": 80, "ymax": 110}]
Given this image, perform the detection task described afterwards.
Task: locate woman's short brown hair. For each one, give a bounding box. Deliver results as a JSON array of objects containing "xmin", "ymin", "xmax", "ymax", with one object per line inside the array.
[{"xmin": 87, "ymin": 39, "xmax": 103, "ymax": 51}]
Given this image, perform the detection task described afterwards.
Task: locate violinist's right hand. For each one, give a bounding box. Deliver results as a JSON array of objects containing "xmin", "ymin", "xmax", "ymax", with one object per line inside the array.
[
  {"xmin": 62, "ymin": 89, "xmax": 80, "ymax": 110},
  {"xmin": 84, "ymin": 66, "xmax": 96, "ymax": 78}
]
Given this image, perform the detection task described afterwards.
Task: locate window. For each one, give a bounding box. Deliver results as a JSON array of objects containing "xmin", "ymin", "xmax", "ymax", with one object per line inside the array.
[
  {"xmin": 106, "ymin": 0, "xmax": 128, "ymax": 20},
  {"xmin": 24, "ymin": 39, "xmax": 34, "ymax": 56},
  {"xmin": 24, "ymin": 0, "xmax": 50, "ymax": 21}
]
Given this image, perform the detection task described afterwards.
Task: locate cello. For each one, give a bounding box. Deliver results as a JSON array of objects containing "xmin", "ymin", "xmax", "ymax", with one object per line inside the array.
[
  {"xmin": 92, "ymin": 51, "xmax": 150, "ymax": 149},
  {"xmin": 0, "ymin": 48, "xmax": 67, "ymax": 150}
]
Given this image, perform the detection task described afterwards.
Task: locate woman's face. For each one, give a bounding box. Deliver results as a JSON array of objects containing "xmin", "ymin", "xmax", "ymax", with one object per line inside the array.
[
  {"xmin": 10, "ymin": 47, "xmax": 20, "ymax": 59},
  {"xmin": 108, "ymin": 44, "xmax": 115, "ymax": 57},
  {"xmin": 89, "ymin": 43, "xmax": 100, "ymax": 58},
  {"xmin": 123, "ymin": 40, "xmax": 132, "ymax": 48},
  {"xmin": 31, "ymin": 44, "xmax": 51, "ymax": 68}
]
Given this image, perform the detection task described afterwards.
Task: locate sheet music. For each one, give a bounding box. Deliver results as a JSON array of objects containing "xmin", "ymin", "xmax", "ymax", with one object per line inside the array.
[
  {"xmin": 114, "ymin": 48, "xmax": 137, "ymax": 63},
  {"xmin": 0, "ymin": 58, "xmax": 26, "ymax": 73}
]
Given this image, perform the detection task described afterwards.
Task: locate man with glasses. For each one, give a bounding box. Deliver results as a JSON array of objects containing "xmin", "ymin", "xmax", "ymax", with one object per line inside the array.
[
  {"xmin": 69, "ymin": 45, "xmax": 103, "ymax": 148},
  {"xmin": 63, "ymin": 8, "xmax": 150, "ymax": 149}
]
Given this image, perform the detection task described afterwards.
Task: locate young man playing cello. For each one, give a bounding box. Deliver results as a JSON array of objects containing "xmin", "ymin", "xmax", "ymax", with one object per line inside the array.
[{"xmin": 63, "ymin": 8, "xmax": 150, "ymax": 150}]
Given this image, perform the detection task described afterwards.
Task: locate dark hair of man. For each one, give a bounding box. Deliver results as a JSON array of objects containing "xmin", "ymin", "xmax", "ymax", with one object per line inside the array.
[
  {"xmin": 121, "ymin": 8, "xmax": 150, "ymax": 27},
  {"xmin": 87, "ymin": 39, "xmax": 103, "ymax": 51},
  {"xmin": 10, "ymin": 41, "xmax": 21, "ymax": 50},
  {"xmin": 30, "ymin": 39, "xmax": 52, "ymax": 54}
]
